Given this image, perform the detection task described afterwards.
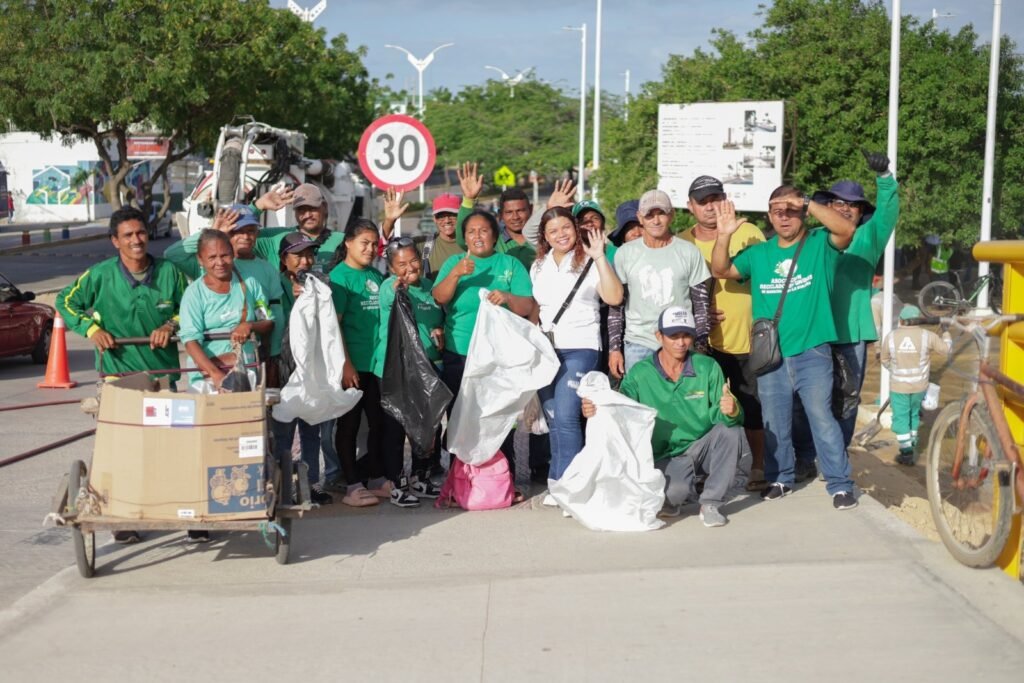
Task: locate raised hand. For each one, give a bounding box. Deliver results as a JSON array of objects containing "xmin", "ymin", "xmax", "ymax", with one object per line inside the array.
[
  {"xmin": 720, "ymin": 379, "xmax": 737, "ymax": 417},
  {"xmin": 383, "ymin": 186, "xmax": 409, "ymax": 223},
  {"xmin": 580, "ymin": 224, "xmax": 607, "ymax": 260},
  {"xmin": 861, "ymin": 149, "xmax": 890, "ymax": 175},
  {"xmin": 547, "ymin": 178, "xmax": 577, "ymax": 209},
  {"xmin": 457, "ymin": 161, "xmax": 483, "ymax": 200},
  {"xmin": 255, "ymin": 184, "xmax": 295, "ymax": 212},
  {"xmin": 712, "ymin": 199, "xmax": 744, "ymax": 236},
  {"xmin": 212, "ymin": 207, "xmax": 240, "ymax": 233},
  {"xmin": 455, "ymin": 252, "xmax": 476, "ymax": 278}
]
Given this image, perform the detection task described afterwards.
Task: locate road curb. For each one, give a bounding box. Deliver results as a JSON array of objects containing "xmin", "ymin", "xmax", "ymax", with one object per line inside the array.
[{"xmin": 0, "ymin": 233, "xmax": 108, "ymax": 256}]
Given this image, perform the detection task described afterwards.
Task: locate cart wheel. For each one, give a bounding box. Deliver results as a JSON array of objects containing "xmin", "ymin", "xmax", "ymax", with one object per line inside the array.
[
  {"xmin": 274, "ymin": 516, "xmax": 292, "ymax": 565},
  {"xmin": 69, "ymin": 460, "xmax": 96, "ymax": 578}
]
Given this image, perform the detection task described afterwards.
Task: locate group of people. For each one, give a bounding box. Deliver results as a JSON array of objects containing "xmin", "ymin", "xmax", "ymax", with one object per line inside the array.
[{"xmin": 56, "ymin": 147, "xmax": 901, "ymax": 537}]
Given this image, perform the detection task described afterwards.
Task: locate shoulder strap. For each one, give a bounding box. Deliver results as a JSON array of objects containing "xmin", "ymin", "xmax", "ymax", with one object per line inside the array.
[
  {"xmin": 552, "ymin": 259, "xmax": 595, "ymax": 327},
  {"xmin": 233, "ymin": 267, "xmax": 249, "ymax": 327},
  {"xmin": 771, "ymin": 233, "xmax": 807, "ymax": 324}
]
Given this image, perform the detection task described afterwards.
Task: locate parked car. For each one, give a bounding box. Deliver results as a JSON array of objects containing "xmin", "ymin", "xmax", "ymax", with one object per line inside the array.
[{"xmin": 0, "ymin": 272, "xmax": 55, "ymax": 364}]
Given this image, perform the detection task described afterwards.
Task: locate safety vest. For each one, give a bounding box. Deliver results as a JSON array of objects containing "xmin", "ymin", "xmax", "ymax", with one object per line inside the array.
[
  {"xmin": 930, "ymin": 245, "xmax": 952, "ymax": 274},
  {"xmin": 888, "ymin": 329, "xmax": 932, "ymax": 387}
]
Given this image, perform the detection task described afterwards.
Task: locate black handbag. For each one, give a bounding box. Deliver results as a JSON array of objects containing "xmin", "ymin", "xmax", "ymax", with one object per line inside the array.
[
  {"xmin": 748, "ymin": 235, "xmax": 806, "ymax": 376},
  {"xmin": 544, "ymin": 259, "xmax": 594, "ymax": 347}
]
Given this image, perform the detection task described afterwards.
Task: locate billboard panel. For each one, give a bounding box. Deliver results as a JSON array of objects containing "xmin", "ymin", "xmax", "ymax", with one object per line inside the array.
[{"xmin": 658, "ymin": 101, "xmax": 784, "ymax": 213}]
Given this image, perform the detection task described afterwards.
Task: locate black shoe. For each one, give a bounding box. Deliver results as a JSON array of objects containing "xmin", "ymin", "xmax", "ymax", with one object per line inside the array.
[
  {"xmin": 530, "ymin": 465, "xmax": 550, "ymax": 484},
  {"xmin": 794, "ymin": 461, "xmax": 818, "ymax": 483},
  {"xmin": 113, "ymin": 530, "xmax": 141, "ymax": 544},
  {"xmin": 186, "ymin": 530, "xmax": 210, "ymax": 543},
  {"xmin": 310, "ymin": 484, "xmax": 334, "ymax": 505},
  {"xmin": 895, "ymin": 451, "xmax": 915, "ymax": 466},
  {"xmin": 761, "ymin": 483, "xmax": 792, "ymax": 501},
  {"xmin": 832, "ymin": 491, "xmax": 858, "ymax": 510}
]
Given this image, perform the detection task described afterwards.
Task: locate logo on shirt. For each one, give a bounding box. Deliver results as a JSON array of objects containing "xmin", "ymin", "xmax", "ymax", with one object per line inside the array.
[
  {"xmin": 637, "ymin": 265, "xmax": 675, "ymax": 305},
  {"xmin": 898, "ymin": 336, "xmax": 918, "ymax": 352},
  {"xmin": 774, "ymin": 259, "xmax": 794, "ymax": 278},
  {"xmin": 366, "ymin": 280, "xmax": 379, "ymax": 293},
  {"xmin": 685, "ymin": 390, "xmax": 706, "ymax": 401},
  {"xmin": 156, "ymin": 300, "xmax": 172, "ymax": 310}
]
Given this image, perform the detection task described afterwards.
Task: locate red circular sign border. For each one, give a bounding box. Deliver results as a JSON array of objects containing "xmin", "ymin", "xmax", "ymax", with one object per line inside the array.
[{"xmin": 357, "ymin": 114, "xmax": 437, "ymax": 192}]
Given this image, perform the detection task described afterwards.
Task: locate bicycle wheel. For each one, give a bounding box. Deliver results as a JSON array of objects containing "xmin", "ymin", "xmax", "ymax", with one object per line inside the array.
[
  {"xmin": 926, "ymin": 399, "xmax": 1014, "ymax": 567},
  {"xmin": 918, "ymin": 281, "xmax": 961, "ymax": 318}
]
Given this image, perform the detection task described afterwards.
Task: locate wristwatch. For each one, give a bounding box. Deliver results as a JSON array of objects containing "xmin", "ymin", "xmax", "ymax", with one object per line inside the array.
[{"xmin": 802, "ymin": 195, "xmax": 811, "ymax": 211}]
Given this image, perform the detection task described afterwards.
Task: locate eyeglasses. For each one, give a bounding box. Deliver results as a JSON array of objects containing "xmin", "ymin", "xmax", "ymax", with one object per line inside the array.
[
  {"xmin": 769, "ymin": 208, "xmax": 803, "ymax": 219},
  {"xmin": 385, "ymin": 236, "xmax": 417, "ymax": 256},
  {"xmin": 828, "ymin": 199, "xmax": 860, "ymax": 209}
]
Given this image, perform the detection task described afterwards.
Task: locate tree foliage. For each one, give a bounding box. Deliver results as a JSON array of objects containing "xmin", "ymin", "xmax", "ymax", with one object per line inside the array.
[
  {"xmin": 0, "ymin": 0, "xmax": 376, "ymax": 217},
  {"xmin": 597, "ymin": 0, "xmax": 1024, "ymax": 247}
]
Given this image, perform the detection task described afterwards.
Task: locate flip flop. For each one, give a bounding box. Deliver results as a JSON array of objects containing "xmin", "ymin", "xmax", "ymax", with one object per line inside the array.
[{"xmin": 342, "ymin": 488, "xmax": 379, "ymax": 507}]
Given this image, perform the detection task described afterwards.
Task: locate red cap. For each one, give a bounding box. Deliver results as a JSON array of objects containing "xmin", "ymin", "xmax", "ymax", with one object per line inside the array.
[{"xmin": 432, "ymin": 193, "xmax": 461, "ymax": 215}]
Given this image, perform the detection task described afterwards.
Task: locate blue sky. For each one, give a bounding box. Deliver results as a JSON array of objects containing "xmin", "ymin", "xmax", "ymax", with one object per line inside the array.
[{"xmin": 272, "ymin": 0, "xmax": 1023, "ymax": 98}]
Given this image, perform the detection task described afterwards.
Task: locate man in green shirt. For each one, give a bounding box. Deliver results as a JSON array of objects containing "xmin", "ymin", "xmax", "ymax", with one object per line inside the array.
[
  {"xmin": 711, "ymin": 188, "xmax": 859, "ymax": 510},
  {"xmin": 582, "ymin": 307, "xmax": 743, "ymax": 527},
  {"xmin": 56, "ymin": 206, "xmax": 188, "ymax": 544},
  {"xmin": 254, "ymin": 183, "xmax": 346, "ymax": 273}
]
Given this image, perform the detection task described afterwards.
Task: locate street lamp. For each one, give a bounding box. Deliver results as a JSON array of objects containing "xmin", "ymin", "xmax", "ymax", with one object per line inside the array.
[
  {"xmin": 563, "ymin": 24, "xmax": 587, "ymax": 202},
  {"xmin": 384, "ymin": 42, "xmax": 454, "ymax": 202},
  {"xmin": 592, "ymin": 0, "xmax": 603, "ymax": 201},
  {"xmin": 977, "ymin": 0, "xmax": 1002, "ymax": 311},
  {"xmin": 880, "ymin": 0, "xmax": 901, "ymax": 402},
  {"xmin": 484, "ymin": 66, "xmax": 534, "ymax": 98},
  {"xmin": 622, "ymin": 69, "xmax": 631, "ymax": 122}
]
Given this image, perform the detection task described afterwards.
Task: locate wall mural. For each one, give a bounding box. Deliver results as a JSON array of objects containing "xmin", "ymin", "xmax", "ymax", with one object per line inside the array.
[{"xmin": 26, "ymin": 161, "xmax": 150, "ymax": 205}]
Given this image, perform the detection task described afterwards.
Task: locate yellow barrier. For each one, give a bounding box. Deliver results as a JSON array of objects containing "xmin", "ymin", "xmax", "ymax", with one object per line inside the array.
[{"xmin": 972, "ymin": 241, "xmax": 1024, "ymax": 580}]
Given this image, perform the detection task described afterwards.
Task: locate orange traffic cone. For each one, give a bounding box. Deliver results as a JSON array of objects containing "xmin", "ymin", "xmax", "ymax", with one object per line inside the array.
[{"xmin": 38, "ymin": 313, "xmax": 77, "ymax": 389}]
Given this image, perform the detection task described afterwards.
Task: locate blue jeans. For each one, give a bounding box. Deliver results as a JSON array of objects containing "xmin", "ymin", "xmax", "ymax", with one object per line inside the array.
[
  {"xmin": 794, "ymin": 340, "xmax": 868, "ymax": 463},
  {"xmin": 539, "ymin": 349, "xmax": 599, "ymax": 480},
  {"xmin": 624, "ymin": 341, "xmax": 656, "ymax": 373},
  {"xmin": 319, "ymin": 419, "xmax": 340, "ymax": 483},
  {"xmin": 757, "ymin": 344, "xmax": 853, "ymax": 496},
  {"xmin": 272, "ymin": 417, "xmax": 323, "ymax": 485}
]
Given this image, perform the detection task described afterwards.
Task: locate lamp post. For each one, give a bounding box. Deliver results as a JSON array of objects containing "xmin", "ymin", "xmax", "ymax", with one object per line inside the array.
[
  {"xmin": 591, "ymin": 0, "xmax": 603, "ymax": 201},
  {"xmin": 563, "ymin": 24, "xmax": 587, "ymax": 201},
  {"xmin": 384, "ymin": 42, "xmax": 454, "ymax": 203},
  {"xmin": 880, "ymin": 0, "xmax": 901, "ymax": 402},
  {"xmin": 484, "ymin": 66, "xmax": 533, "ymax": 98},
  {"xmin": 977, "ymin": 0, "xmax": 1003, "ymax": 311},
  {"xmin": 622, "ymin": 69, "xmax": 631, "ymax": 122}
]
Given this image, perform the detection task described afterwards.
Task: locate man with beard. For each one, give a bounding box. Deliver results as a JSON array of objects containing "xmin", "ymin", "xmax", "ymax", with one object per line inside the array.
[{"xmin": 254, "ymin": 183, "xmax": 345, "ymax": 273}]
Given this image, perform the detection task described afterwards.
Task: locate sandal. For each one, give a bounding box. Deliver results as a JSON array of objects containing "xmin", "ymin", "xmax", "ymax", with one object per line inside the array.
[
  {"xmin": 341, "ymin": 487, "xmax": 379, "ymax": 507},
  {"xmin": 366, "ymin": 480, "xmax": 395, "ymax": 498},
  {"xmin": 746, "ymin": 469, "xmax": 767, "ymax": 492},
  {"xmin": 512, "ymin": 489, "xmax": 526, "ymax": 505}
]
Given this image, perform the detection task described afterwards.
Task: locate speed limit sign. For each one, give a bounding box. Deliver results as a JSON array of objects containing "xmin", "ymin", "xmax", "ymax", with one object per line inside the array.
[{"xmin": 357, "ymin": 114, "xmax": 436, "ymax": 191}]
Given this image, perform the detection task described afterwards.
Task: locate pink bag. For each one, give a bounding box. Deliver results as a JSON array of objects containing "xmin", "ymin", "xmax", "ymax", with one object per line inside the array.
[{"xmin": 435, "ymin": 452, "xmax": 514, "ymax": 511}]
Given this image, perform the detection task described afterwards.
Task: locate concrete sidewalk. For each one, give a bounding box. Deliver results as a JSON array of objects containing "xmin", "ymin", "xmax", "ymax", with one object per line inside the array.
[{"xmin": 0, "ymin": 476, "xmax": 1022, "ymax": 681}]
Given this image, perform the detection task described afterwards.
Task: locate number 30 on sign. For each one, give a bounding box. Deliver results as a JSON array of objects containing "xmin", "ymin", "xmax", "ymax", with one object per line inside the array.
[{"xmin": 357, "ymin": 114, "xmax": 436, "ymax": 192}]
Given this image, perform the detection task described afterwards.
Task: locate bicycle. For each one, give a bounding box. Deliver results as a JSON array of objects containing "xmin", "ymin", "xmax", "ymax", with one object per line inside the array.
[
  {"xmin": 918, "ymin": 269, "xmax": 1002, "ymax": 318},
  {"xmin": 923, "ymin": 313, "xmax": 1024, "ymax": 567}
]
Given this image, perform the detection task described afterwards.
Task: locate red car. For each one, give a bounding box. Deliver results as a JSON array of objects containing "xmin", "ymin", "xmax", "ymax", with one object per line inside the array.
[{"xmin": 0, "ymin": 272, "xmax": 55, "ymax": 363}]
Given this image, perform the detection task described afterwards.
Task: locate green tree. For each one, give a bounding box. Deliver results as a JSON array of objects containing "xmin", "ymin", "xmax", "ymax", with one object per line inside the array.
[
  {"xmin": 597, "ymin": 0, "xmax": 1024, "ymax": 248},
  {"xmin": 0, "ymin": 0, "xmax": 375, "ymax": 221}
]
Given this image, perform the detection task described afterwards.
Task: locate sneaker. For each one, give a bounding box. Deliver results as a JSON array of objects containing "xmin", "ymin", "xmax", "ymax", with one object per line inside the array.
[
  {"xmin": 832, "ymin": 491, "xmax": 858, "ymax": 510},
  {"xmin": 541, "ymin": 493, "xmax": 558, "ymax": 507},
  {"xmin": 895, "ymin": 451, "xmax": 915, "ymax": 466},
  {"xmin": 699, "ymin": 505, "xmax": 728, "ymax": 527},
  {"xmin": 186, "ymin": 530, "xmax": 210, "ymax": 543},
  {"xmin": 322, "ymin": 477, "xmax": 347, "ymax": 494},
  {"xmin": 761, "ymin": 483, "xmax": 792, "ymax": 501},
  {"xmin": 310, "ymin": 484, "xmax": 334, "ymax": 505},
  {"xmin": 409, "ymin": 479, "xmax": 441, "ymax": 499},
  {"xmin": 389, "ymin": 488, "xmax": 421, "ymax": 508},
  {"xmin": 113, "ymin": 530, "xmax": 141, "ymax": 544},
  {"xmin": 794, "ymin": 461, "xmax": 817, "ymax": 483},
  {"xmin": 657, "ymin": 503, "xmax": 683, "ymax": 518}
]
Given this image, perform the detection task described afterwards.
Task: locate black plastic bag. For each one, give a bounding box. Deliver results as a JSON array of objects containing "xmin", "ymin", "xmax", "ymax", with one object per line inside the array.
[
  {"xmin": 831, "ymin": 348, "xmax": 859, "ymax": 420},
  {"xmin": 380, "ymin": 287, "xmax": 453, "ymax": 453}
]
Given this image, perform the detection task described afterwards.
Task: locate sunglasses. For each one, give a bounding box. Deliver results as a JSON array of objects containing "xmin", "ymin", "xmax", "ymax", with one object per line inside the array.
[
  {"xmin": 828, "ymin": 199, "xmax": 862, "ymax": 209},
  {"xmin": 385, "ymin": 236, "xmax": 417, "ymax": 256}
]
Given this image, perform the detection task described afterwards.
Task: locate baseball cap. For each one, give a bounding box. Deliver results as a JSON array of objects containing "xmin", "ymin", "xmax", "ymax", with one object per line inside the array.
[
  {"xmin": 571, "ymin": 199, "xmax": 604, "ymax": 219},
  {"xmin": 811, "ymin": 180, "xmax": 874, "ymax": 212},
  {"xmin": 638, "ymin": 189, "xmax": 673, "ymax": 217},
  {"xmin": 899, "ymin": 304, "xmax": 923, "ymax": 321},
  {"xmin": 658, "ymin": 306, "xmax": 697, "ymax": 337},
  {"xmin": 432, "ymin": 193, "xmax": 460, "ymax": 216},
  {"xmin": 278, "ymin": 231, "xmax": 318, "ymax": 256},
  {"xmin": 226, "ymin": 203, "xmax": 259, "ymax": 231},
  {"xmin": 292, "ymin": 183, "xmax": 326, "ymax": 210},
  {"xmin": 688, "ymin": 175, "xmax": 726, "ymax": 202}
]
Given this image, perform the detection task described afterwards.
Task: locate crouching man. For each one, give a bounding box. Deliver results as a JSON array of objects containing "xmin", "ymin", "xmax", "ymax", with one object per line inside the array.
[{"xmin": 582, "ymin": 306, "xmax": 744, "ymax": 526}]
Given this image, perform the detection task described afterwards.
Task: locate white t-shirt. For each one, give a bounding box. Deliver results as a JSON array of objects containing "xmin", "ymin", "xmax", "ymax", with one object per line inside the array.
[
  {"xmin": 613, "ymin": 236, "xmax": 710, "ymax": 350},
  {"xmin": 531, "ymin": 252, "xmax": 603, "ymax": 350}
]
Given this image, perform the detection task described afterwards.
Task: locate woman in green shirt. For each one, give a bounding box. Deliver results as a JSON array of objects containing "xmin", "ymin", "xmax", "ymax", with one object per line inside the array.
[{"xmin": 329, "ymin": 220, "xmax": 417, "ymax": 507}]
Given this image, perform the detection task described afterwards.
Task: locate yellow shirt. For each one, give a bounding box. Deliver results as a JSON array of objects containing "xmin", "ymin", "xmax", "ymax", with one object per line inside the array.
[{"xmin": 681, "ymin": 223, "xmax": 765, "ymax": 354}]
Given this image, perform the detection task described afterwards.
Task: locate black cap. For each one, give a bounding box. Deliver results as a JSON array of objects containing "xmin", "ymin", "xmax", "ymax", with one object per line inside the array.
[
  {"xmin": 279, "ymin": 231, "xmax": 318, "ymax": 256},
  {"xmin": 688, "ymin": 175, "xmax": 726, "ymax": 201}
]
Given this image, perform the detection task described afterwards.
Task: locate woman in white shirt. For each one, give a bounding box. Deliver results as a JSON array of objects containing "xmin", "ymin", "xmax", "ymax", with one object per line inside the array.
[{"xmin": 531, "ymin": 206, "xmax": 623, "ymax": 480}]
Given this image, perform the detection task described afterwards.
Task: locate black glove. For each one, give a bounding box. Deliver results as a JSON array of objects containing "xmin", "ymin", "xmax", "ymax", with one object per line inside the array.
[{"xmin": 861, "ymin": 149, "xmax": 890, "ymax": 175}]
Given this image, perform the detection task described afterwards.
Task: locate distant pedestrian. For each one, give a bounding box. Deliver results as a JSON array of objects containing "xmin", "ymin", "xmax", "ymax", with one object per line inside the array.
[
  {"xmin": 6, "ymin": 193, "xmax": 14, "ymax": 223},
  {"xmin": 880, "ymin": 306, "xmax": 952, "ymax": 465}
]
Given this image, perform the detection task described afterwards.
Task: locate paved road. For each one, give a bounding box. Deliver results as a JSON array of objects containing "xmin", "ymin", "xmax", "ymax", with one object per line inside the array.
[{"xmin": 1, "ymin": 333, "xmax": 1023, "ymax": 680}]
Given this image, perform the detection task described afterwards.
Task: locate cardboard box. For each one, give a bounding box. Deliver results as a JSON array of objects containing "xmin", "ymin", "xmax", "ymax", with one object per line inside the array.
[{"xmin": 87, "ymin": 375, "xmax": 269, "ymax": 522}]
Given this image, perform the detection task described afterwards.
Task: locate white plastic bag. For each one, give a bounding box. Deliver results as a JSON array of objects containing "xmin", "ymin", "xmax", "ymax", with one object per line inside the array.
[
  {"xmin": 447, "ymin": 290, "xmax": 560, "ymax": 466},
  {"xmin": 272, "ymin": 276, "xmax": 363, "ymax": 424},
  {"xmin": 548, "ymin": 371, "xmax": 666, "ymax": 532},
  {"xmin": 922, "ymin": 382, "xmax": 941, "ymax": 411}
]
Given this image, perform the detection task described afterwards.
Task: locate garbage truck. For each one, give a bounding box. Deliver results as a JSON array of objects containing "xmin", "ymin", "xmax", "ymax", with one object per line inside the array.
[{"xmin": 175, "ymin": 120, "xmax": 372, "ymax": 237}]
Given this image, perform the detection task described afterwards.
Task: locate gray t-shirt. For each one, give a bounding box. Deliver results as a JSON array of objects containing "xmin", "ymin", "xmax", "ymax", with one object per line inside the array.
[{"xmin": 614, "ymin": 236, "xmax": 710, "ymax": 350}]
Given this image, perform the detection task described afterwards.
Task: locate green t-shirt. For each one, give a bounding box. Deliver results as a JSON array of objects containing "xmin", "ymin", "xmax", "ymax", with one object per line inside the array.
[
  {"xmin": 329, "ymin": 261, "xmax": 384, "ymax": 373},
  {"xmin": 432, "ymin": 251, "xmax": 533, "ymax": 356},
  {"xmin": 254, "ymin": 227, "xmax": 346, "ymax": 274},
  {"xmin": 619, "ymin": 352, "xmax": 742, "ymax": 461},
  {"xmin": 455, "ymin": 204, "xmax": 536, "ymax": 270},
  {"xmin": 832, "ymin": 175, "xmax": 899, "ymax": 344},
  {"xmin": 732, "ymin": 227, "xmax": 840, "ymax": 357},
  {"xmin": 372, "ymin": 276, "xmax": 445, "ymax": 377}
]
